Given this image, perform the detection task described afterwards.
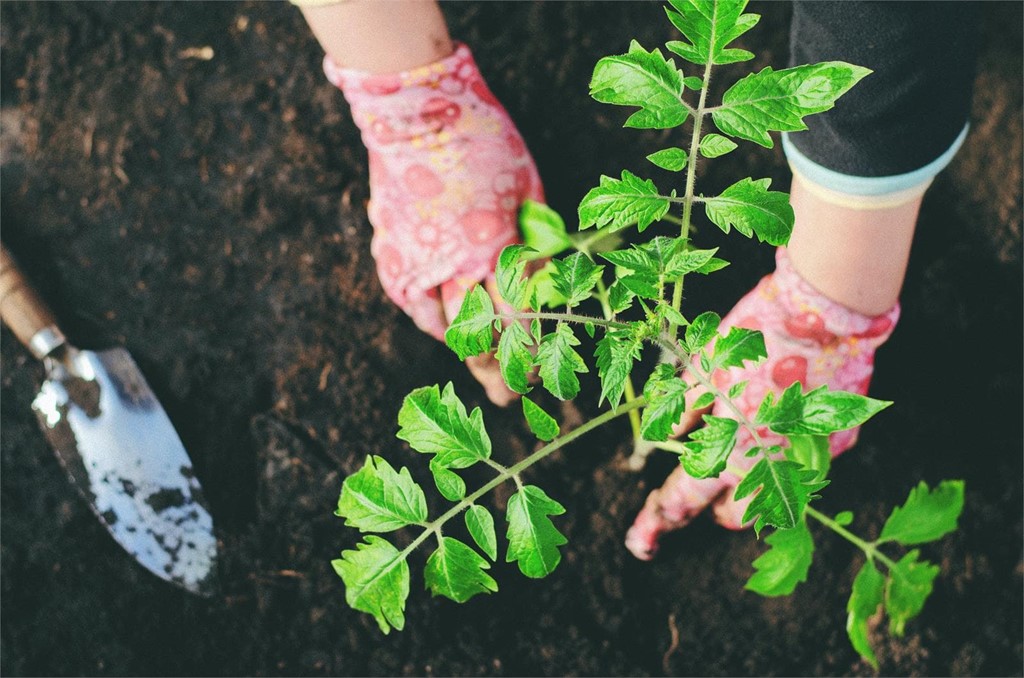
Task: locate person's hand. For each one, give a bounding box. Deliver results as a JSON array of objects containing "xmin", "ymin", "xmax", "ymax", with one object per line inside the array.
[
  {"xmin": 625, "ymin": 247, "xmax": 899, "ymax": 560},
  {"xmin": 325, "ymin": 43, "xmax": 544, "ymax": 406}
]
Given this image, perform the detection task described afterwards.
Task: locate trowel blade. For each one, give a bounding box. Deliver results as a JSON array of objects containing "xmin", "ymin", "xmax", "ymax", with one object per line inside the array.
[{"xmin": 30, "ymin": 346, "xmax": 217, "ymax": 595}]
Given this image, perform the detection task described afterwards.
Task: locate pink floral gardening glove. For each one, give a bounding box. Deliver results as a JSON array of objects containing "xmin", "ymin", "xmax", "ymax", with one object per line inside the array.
[
  {"xmin": 626, "ymin": 247, "xmax": 899, "ymax": 560},
  {"xmin": 325, "ymin": 44, "xmax": 544, "ymax": 404}
]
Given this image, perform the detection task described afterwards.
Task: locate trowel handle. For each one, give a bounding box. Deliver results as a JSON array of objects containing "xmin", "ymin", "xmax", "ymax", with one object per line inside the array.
[{"xmin": 0, "ymin": 244, "xmax": 66, "ymax": 359}]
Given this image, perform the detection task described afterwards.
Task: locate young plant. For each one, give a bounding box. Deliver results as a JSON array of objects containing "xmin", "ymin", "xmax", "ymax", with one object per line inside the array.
[{"xmin": 331, "ymin": 0, "xmax": 964, "ymax": 669}]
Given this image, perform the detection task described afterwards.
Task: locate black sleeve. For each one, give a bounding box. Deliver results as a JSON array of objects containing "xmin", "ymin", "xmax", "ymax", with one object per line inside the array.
[{"xmin": 787, "ymin": 1, "xmax": 982, "ymax": 177}]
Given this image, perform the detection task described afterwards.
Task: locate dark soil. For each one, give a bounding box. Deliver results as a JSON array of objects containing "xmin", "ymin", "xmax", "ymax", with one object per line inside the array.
[{"xmin": 1, "ymin": 2, "xmax": 1021, "ymax": 676}]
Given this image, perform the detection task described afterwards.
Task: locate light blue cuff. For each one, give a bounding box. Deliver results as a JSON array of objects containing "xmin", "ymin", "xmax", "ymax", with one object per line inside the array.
[{"xmin": 782, "ymin": 124, "xmax": 969, "ymax": 196}]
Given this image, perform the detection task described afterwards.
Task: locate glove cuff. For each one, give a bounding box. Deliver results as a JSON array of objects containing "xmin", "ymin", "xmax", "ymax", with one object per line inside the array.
[{"xmin": 772, "ymin": 247, "xmax": 900, "ymax": 345}]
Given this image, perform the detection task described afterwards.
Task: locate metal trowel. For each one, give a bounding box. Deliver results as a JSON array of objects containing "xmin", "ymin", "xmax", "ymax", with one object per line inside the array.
[{"xmin": 0, "ymin": 244, "xmax": 217, "ymax": 595}]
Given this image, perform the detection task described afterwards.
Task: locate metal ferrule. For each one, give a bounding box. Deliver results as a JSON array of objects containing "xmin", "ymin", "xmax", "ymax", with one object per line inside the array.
[{"xmin": 28, "ymin": 325, "xmax": 67, "ymax": 360}]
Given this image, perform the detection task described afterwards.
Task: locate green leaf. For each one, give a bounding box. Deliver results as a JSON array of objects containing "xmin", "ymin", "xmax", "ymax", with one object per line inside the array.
[
  {"xmin": 734, "ymin": 457, "xmax": 828, "ymax": 534},
  {"xmin": 885, "ymin": 550, "xmax": 939, "ymax": 636},
  {"xmin": 879, "ymin": 480, "xmax": 965, "ymax": 546},
  {"xmin": 595, "ymin": 330, "xmax": 642, "ymax": 408},
  {"xmin": 429, "ymin": 459, "xmax": 466, "ymax": 502},
  {"xmin": 424, "ymin": 536, "xmax": 498, "ymax": 603},
  {"xmin": 607, "ymin": 280, "xmax": 636, "ymax": 314},
  {"xmin": 578, "ymin": 170, "xmax": 672, "ymax": 232},
  {"xmin": 445, "ymin": 285, "xmax": 495, "ymax": 360},
  {"xmin": 535, "ymin": 323, "xmax": 588, "ymax": 400},
  {"xmin": 683, "ymin": 75, "xmax": 704, "ymax": 90},
  {"xmin": 527, "ymin": 262, "xmax": 569, "ymax": 309},
  {"xmin": 647, "ymin": 147, "xmax": 689, "ymax": 171},
  {"xmin": 756, "ymin": 383, "xmax": 892, "ymax": 435},
  {"xmin": 657, "ymin": 303, "xmax": 688, "ymax": 328},
  {"xmin": 685, "ymin": 311, "xmax": 720, "ymax": 352},
  {"xmin": 700, "ymin": 133, "xmax": 739, "ymax": 158},
  {"xmin": 691, "ymin": 391, "xmax": 715, "ymax": 410},
  {"xmin": 495, "ymin": 245, "xmax": 531, "ymax": 309},
  {"xmin": 619, "ymin": 273, "xmax": 660, "ymax": 300},
  {"xmin": 727, "ymin": 380, "xmax": 748, "ymax": 399},
  {"xmin": 834, "ymin": 510, "xmax": 854, "ymax": 526},
  {"xmin": 664, "ymin": 0, "xmax": 760, "ymax": 65},
  {"xmin": 641, "ymin": 374, "xmax": 689, "ymax": 442},
  {"xmin": 712, "ymin": 62, "xmax": 872, "ymax": 147},
  {"xmin": 695, "ymin": 256, "xmax": 730, "ymax": 274},
  {"xmin": 465, "ymin": 505, "xmax": 498, "ymax": 560},
  {"xmin": 679, "ymin": 415, "xmax": 738, "ymax": 478},
  {"xmin": 665, "ymin": 247, "xmax": 720, "ymax": 277},
  {"xmin": 336, "ymin": 455, "xmax": 428, "ymax": 532},
  {"xmin": 847, "ymin": 560, "xmax": 885, "ymax": 669},
  {"xmin": 703, "ymin": 178, "xmax": 794, "ymax": 246},
  {"xmin": 711, "ymin": 325, "xmax": 767, "ymax": 370},
  {"xmin": 746, "ymin": 519, "xmax": 814, "ymax": 596},
  {"xmin": 589, "ymin": 40, "xmax": 689, "ymax": 129},
  {"xmin": 496, "ymin": 321, "xmax": 535, "ymax": 395},
  {"xmin": 551, "ymin": 252, "xmax": 603, "ymax": 307},
  {"xmin": 522, "ymin": 397, "xmax": 560, "ymax": 441},
  {"xmin": 505, "ymin": 485, "xmax": 568, "ymax": 578},
  {"xmin": 520, "ymin": 200, "xmax": 573, "ymax": 257},
  {"xmin": 786, "ymin": 434, "xmax": 831, "ymax": 483},
  {"xmin": 397, "ymin": 383, "xmax": 492, "ymax": 468},
  {"xmin": 332, "ymin": 536, "xmax": 410, "ymax": 634}
]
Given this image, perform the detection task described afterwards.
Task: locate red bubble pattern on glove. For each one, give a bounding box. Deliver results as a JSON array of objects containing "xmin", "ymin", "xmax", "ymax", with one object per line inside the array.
[
  {"xmin": 324, "ymin": 43, "xmax": 544, "ymax": 341},
  {"xmin": 626, "ymin": 247, "xmax": 899, "ymax": 560}
]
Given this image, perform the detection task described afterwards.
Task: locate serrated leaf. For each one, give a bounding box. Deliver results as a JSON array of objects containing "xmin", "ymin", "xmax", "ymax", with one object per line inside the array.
[
  {"xmin": 619, "ymin": 273, "xmax": 660, "ymax": 300},
  {"xmin": 665, "ymin": 247, "xmax": 720, "ymax": 277},
  {"xmin": 879, "ymin": 480, "xmax": 965, "ymax": 546},
  {"xmin": 520, "ymin": 200, "xmax": 573, "ymax": 257},
  {"xmin": 691, "ymin": 391, "xmax": 715, "ymax": 410},
  {"xmin": 704, "ymin": 178, "xmax": 794, "ymax": 246},
  {"xmin": 589, "ymin": 40, "xmax": 689, "ymax": 129},
  {"xmin": 727, "ymin": 380, "xmax": 748, "ymax": 398},
  {"xmin": 424, "ymin": 536, "xmax": 497, "ymax": 603},
  {"xmin": 522, "ymin": 397, "xmax": 560, "ymax": 441},
  {"xmin": 734, "ymin": 458, "xmax": 828, "ymax": 534},
  {"xmin": 695, "ymin": 256, "xmax": 730, "ymax": 274},
  {"xmin": 786, "ymin": 434, "xmax": 831, "ymax": 483},
  {"xmin": 641, "ymin": 375, "xmax": 689, "ymax": 442},
  {"xmin": 700, "ymin": 133, "xmax": 739, "ymax": 158},
  {"xmin": 505, "ymin": 485, "xmax": 568, "ymax": 578},
  {"xmin": 599, "ymin": 247, "xmax": 655, "ymax": 273},
  {"xmin": 683, "ymin": 75, "xmax": 704, "ymax": 90},
  {"xmin": 535, "ymin": 323, "xmax": 588, "ymax": 400},
  {"xmin": 658, "ymin": 303, "xmax": 688, "ymax": 328},
  {"xmin": 466, "ymin": 505, "xmax": 498, "ymax": 560},
  {"xmin": 495, "ymin": 245, "xmax": 532, "ymax": 309},
  {"xmin": 711, "ymin": 325, "xmax": 766, "ymax": 370},
  {"xmin": 746, "ymin": 518, "xmax": 814, "ymax": 596},
  {"xmin": 847, "ymin": 559, "xmax": 885, "ymax": 669},
  {"xmin": 595, "ymin": 330, "xmax": 642, "ymax": 408},
  {"xmin": 445, "ymin": 285, "xmax": 495, "ymax": 359},
  {"xmin": 429, "ymin": 459, "xmax": 466, "ymax": 502},
  {"xmin": 712, "ymin": 62, "xmax": 871, "ymax": 147},
  {"xmin": 679, "ymin": 415, "xmax": 738, "ymax": 478},
  {"xmin": 528, "ymin": 261, "xmax": 569, "ymax": 309},
  {"xmin": 332, "ymin": 536, "xmax": 409, "ymax": 634},
  {"xmin": 578, "ymin": 170, "xmax": 671, "ymax": 232},
  {"xmin": 551, "ymin": 252, "xmax": 603, "ymax": 307},
  {"xmin": 834, "ymin": 511, "xmax": 854, "ymax": 526},
  {"xmin": 665, "ymin": 0, "xmax": 760, "ymax": 65},
  {"xmin": 336, "ymin": 455, "xmax": 428, "ymax": 532},
  {"xmin": 685, "ymin": 311, "xmax": 720, "ymax": 351},
  {"xmin": 607, "ymin": 280, "xmax": 636, "ymax": 314},
  {"xmin": 647, "ymin": 147, "xmax": 689, "ymax": 171},
  {"xmin": 497, "ymin": 321, "xmax": 534, "ymax": 395},
  {"xmin": 885, "ymin": 550, "xmax": 939, "ymax": 636},
  {"xmin": 756, "ymin": 383, "xmax": 892, "ymax": 435},
  {"xmin": 397, "ymin": 383, "xmax": 491, "ymax": 468}
]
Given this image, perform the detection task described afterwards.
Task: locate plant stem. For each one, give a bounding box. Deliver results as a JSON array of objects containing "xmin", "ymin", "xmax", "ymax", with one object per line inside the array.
[
  {"xmin": 499, "ymin": 310, "xmax": 631, "ymax": 330},
  {"xmin": 805, "ymin": 505, "xmax": 898, "ymax": 570},
  {"xmin": 667, "ymin": 54, "xmax": 714, "ymax": 341},
  {"xmin": 397, "ymin": 397, "xmax": 648, "ymax": 562}
]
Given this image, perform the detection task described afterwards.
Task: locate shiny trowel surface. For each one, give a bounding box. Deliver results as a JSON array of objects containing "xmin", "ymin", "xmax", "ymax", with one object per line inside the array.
[{"xmin": 1, "ymin": 244, "xmax": 217, "ymax": 595}]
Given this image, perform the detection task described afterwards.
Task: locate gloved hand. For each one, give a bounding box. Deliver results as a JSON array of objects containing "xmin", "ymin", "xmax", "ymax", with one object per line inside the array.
[
  {"xmin": 626, "ymin": 247, "xmax": 899, "ymax": 560},
  {"xmin": 325, "ymin": 43, "xmax": 544, "ymax": 405}
]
